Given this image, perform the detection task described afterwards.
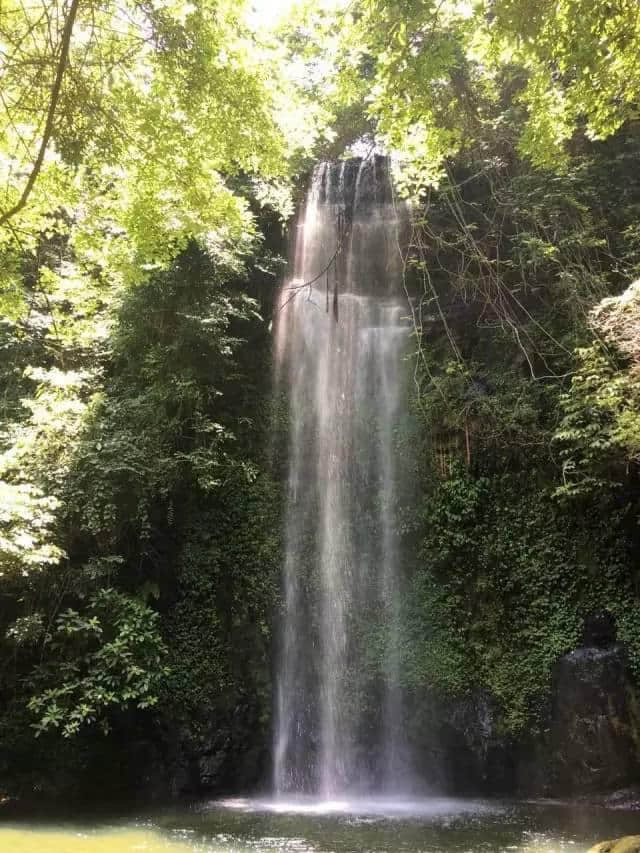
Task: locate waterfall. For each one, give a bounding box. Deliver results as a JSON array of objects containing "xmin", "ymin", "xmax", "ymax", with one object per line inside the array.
[{"xmin": 273, "ymin": 156, "xmax": 411, "ymax": 798}]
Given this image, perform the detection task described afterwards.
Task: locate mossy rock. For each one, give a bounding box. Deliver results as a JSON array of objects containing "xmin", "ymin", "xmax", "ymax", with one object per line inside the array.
[{"xmin": 588, "ymin": 837, "xmax": 640, "ymax": 853}]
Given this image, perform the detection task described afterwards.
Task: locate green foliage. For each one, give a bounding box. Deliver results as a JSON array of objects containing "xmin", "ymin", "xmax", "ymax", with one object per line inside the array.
[
  {"xmin": 0, "ymin": 0, "xmax": 297, "ymax": 286},
  {"xmin": 336, "ymin": 0, "xmax": 481, "ymax": 189},
  {"xmin": 0, "ymin": 0, "xmax": 296, "ymax": 801},
  {"xmin": 332, "ymin": 0, "xmax": 640, "ymax": 187},
  {"xmin": 27, "ymin": 589, "xmax": 167, "ymax": 738},
  {"xmin": 0, "ymin": 223, "xmax": 283, "ymax": 796},
  {"xmin": 164, "ymin": 472, "xmax": 281, "ymax": 724},
  {"xmin": 554, "ymin": 344, "xmax": 640, "ymax": 497},
  {"xmin": 2, "ymin": 0, "xmax": 640, "ymax": 799},
  {"xmin": 399, "ymin": 130, "xmax": 640, "ymax": 735},
  {"xmin": 61, "ymin": 246, "xmax": 257, "ymax": 553},
  {"xmin": 0, "ymin": 482, "xmax": 64, "ymax": 578},
  {"xmin": 405, "ymin": 467, "xmax": 640, "ymax": 733},
  {"xmin": 485, "ymin": 0, "xmax": 640, "ymax": 167}
]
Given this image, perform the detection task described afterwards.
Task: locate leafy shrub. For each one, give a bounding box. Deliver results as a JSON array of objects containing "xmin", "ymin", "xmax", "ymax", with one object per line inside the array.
[{"xmin": 27, "ymin": 589, "xmax": 168, "ymax": 738}]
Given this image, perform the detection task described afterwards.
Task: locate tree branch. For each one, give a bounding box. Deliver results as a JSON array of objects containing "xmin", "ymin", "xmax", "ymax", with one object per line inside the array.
[{"xmin": 0, "ymin": 0, "xmax": 80, "ymax": 228}]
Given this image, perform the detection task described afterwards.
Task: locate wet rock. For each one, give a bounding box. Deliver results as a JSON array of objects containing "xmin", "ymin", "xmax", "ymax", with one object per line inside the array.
[
  {"xmin": 404, "ymin": 609, "xmax": 640, "ymax": 797},
  {"xmin": 602, "ymin": 787, "xmax": 640, "ymax": 810},
  {"xmin": 588, "ymin": 837, "xmax": 640, "ymax": 853},
  {"xmin": 407, "ymin": 632, "xmax": 640, "ymax": 797},
  {"xmin": 444, "ymin": 692, "xmax": 514, "ymax": 793},
  {"xmin": 548, "ymin": 642, "xmax": 640, "ymax": 793},
  {"xmin": 407, "ymin": 689, "xmax": 515, "ymax": 794},
  {"xmin": 575, "ymin": 785, "xmax": 640, "ymax": 810},
  {"xmin": 583, "ymin": 610, "xmax": 617, "ymax": 648}
]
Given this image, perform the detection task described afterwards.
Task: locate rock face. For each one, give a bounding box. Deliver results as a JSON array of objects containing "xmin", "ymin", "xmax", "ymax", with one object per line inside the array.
[
  {"xmin": 582, "ymin": 610, "xmax": 618, "ymax": 648},
  {"xmin": 547, "ymin": 618, "xmax": 640, "ymax": 794},
  {"xmin": 407, "ymin": 612, "xmax": 640, "ymax": 796},
  {"xmin": 588, "ymin": 837, "xmax": 640, "ymax": 853},
  {"xmin": 406, "ymin": 689, "xmax": 515, "ymax": 794},
  {"xmin": 439, "ymin": 692, "xmax": 514, "ymax": 793}
]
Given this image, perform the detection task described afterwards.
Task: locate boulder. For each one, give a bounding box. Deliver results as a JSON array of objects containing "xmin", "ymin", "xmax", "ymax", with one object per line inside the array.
[
  {"xmin": 547, "ymin": 617, "xmax": 640, "ymax": 794},
  {"xmin": 588, "ymin": 837, "xmax": 640, "ymax": 853}
]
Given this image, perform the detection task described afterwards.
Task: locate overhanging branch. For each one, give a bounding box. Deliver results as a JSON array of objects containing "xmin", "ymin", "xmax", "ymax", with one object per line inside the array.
[{"xmin": 0, "ymin": 0, "xmax": 81, "ymax": 228}]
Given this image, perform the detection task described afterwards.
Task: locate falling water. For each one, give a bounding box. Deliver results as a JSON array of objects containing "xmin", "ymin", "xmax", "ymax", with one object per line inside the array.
[{"xmin": 273, "ymin": 156, "xmax": 411, "ymax": 798}]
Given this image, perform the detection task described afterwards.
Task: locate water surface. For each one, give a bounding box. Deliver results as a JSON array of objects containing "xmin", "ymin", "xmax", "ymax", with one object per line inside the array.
[{"xmin": 2, "ymin": 796, "xmax": 639, "ymax": 852}]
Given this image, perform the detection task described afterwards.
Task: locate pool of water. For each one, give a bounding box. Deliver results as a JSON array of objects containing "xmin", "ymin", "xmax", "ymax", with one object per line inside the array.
[{"xmin": 1, "ymin": 796, "xmax": 638, "ymax": 852}]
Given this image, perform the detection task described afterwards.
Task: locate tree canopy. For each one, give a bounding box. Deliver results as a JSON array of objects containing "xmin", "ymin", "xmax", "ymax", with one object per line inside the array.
[{"xmin": 1, "ymin": 0, "xmax": 640, "ymax": 801}]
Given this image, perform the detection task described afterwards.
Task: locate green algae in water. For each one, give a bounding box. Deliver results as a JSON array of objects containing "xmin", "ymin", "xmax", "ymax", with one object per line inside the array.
[{"xmin": 0, "ymin": 827, "xmax": 196, "ymax": 852}]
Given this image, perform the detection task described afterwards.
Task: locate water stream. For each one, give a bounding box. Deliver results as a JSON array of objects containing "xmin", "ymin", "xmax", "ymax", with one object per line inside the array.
[{"xmin": 273, "ymin": 156, "xmax": 411, "ymax": 796}]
